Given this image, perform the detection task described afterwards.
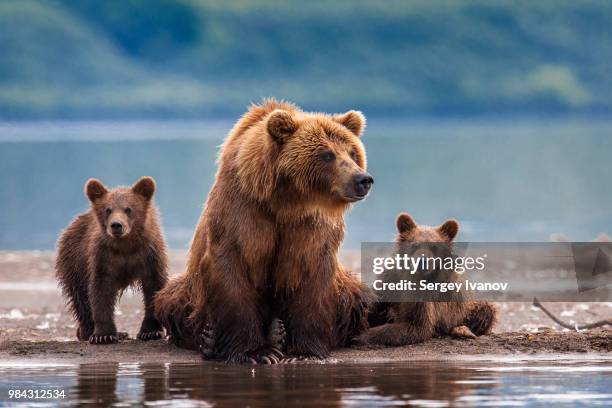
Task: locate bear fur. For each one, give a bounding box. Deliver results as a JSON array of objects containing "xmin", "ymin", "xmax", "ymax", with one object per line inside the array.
[
  {"xmin": 356, "ymin": 213, "xmax": 497, "ymax": 346},
  {"xmin": 154, "ymin": 99, "xmax": 374, "ymax": 363},
  {"xmin": 56, "ymin": 176, "xmax": 168, "ymax": 344}
]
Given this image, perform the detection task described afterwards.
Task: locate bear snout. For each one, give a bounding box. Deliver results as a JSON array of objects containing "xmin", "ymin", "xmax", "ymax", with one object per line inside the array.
[
  {"xmin": 352, "ymin": 172, "xmax": 374, "ymax": 199},
  {"xmin": 110, "ymin": 222, "xmax": 123, "ymax": 237},
  {"xmin": 106, "ymin": 215, "xmax": 130, "ymax": 238}
]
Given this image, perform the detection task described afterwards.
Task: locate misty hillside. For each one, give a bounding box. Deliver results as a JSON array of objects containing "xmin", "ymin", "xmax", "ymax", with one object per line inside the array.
[{"xmin": 1, "ymin": 0, "xmax": 611, "ymax": 118}]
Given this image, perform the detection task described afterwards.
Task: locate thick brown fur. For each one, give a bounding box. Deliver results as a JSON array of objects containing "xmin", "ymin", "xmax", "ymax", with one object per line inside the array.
[
  {"xmin": 56, "ymin": 177, "xmax": 168, "ymax": 344},
  {"xmin": 356, "ymin": 213, "xmax": 496, "ymax": 346},
  {"xmin": 155, "ymin": 99, "xmax": 374, "ymax": 363}
]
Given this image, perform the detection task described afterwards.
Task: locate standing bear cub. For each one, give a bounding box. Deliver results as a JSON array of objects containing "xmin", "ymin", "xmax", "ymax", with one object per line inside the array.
[
  {"xmin": 356, "ymin": 213, "xmax": 496, "ymax": 346},
  {"xmin": 56, "ymin": 176, "xmax": 168, "ymax": 344},
  {"xmin": 155, "ymin": 99, "xmax": 374, "ymax": 363}
]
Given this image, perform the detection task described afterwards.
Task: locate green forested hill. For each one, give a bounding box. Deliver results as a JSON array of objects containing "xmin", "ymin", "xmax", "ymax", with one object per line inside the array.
[{"xmin": 1, "ymin": 0, "xmax": 611, "ymax": 118}]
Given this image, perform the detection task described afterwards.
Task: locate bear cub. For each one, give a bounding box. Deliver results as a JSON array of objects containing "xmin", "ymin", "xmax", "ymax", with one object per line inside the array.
[
  {"xmin": 56, "ymin": 177, "xmax": 168, "ymax": 344},
  {"xmin": 356, "ymin": 213, "xmax": 496, "ymax": 346}
]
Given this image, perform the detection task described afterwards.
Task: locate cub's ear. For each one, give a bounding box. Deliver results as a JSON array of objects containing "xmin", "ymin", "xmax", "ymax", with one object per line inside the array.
[
  {"xmin": 334, "ymin": 110, "xmax": 366, "ymax": 137},
  {"xmin": 85, "ymin": 179, "xmax": 108, "ymax": 203},
  {"xmin": 396, "ymin": 213, "xmax": 417, "ymax": 234},
  {"xmin": 438, "ymin": 219, "xmax": 459, "ymax": 241},
  {"xmin": 132, "ymin": 176, "xmax": 156, "ymax": 201},
  {"xmin": 267, "ymin": 109, "xmax": 298, "ymax": 144}
]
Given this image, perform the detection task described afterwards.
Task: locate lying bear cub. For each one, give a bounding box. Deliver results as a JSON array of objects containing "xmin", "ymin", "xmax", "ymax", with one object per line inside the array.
[
  {"xmin": 355, "ymin": 213, "xmax": 497, "ymax": 346},
  {"xmin": 56, "ymin": 176, "xmax": 168, "ymax": 344}
]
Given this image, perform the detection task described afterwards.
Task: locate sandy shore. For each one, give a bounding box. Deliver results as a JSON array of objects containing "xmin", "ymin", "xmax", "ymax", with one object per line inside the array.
[{"xmin": 0, "ymin": 250, "xmax": 610, "ymax": 363}]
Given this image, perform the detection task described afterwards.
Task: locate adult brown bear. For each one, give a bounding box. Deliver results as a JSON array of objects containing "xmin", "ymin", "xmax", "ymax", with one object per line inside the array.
[{"xmin": 155, "ymin": 100, "xmax": 374, "ymax": 363}]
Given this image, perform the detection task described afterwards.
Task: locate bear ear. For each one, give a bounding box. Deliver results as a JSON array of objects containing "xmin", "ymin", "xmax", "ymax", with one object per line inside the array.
[
  {"xmin": 438, "ymin": 219, "xmax": 459, "ymax": 241},
  {"xmin": 85, "ymin": 178, "xmax": 108, "ymax": 203},
  {"xmin": 396, "ymin": 213, "xmax": 417, "ymax": 234},
  {"xmin": 334, "ymin": 110, "xmax": 366, "ymax": 137},
  {"xmin": 267, "ymin": 109, "xmax": 298, "ymax": 144},
  {"xmin": 132, "ymin": 176, "xmax": 156, "ymax": 201}
]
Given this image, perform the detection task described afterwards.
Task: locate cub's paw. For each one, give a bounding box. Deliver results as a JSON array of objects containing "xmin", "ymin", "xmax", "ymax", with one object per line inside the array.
[
  {"xmin": 76, "ymin": 325, "xmax": 94, "ymax": 341},
  {"xmin": 450, "ymin": 325, "xmax": 477, "ymax": 340},
  {"xmin": 138, "ymin": 318, "xmax": 163, "ymax": 341},
  {"xmin": 137, "ymin": 330, "xmax": 163, "ymax": 341},
  {"xmin": 89, "ymin": 333, "xmax": 119, "ymax": 345},
  {"xmin": 199, "ymin": 325, "xmax": 215, "ymax": 359}
]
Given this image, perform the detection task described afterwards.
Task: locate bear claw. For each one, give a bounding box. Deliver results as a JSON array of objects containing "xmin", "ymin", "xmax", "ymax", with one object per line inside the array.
[
  {"xmin": 137, "ymin": 330, "xmax": 163, "ymax": 341},
  {"xmin": 279, "ymin": 355, "xmax": 314, "ymax": 364},
  {"xmin": 89, "ymin": 334, "xmax": 118, "ymax": 345},
  {"xmin": 245, "ymin": 346, "xmax": 284, "ymax": 365}
]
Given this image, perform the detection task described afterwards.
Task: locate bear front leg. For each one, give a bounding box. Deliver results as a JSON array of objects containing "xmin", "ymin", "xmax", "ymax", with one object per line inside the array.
[
  {"xmin": 206, "ymin": 252, "xmax": 275, "ymax": 363},
  {"xmin": 210, "ymin": 295, "xmax": 279, "ymax": 363},
  {"xmin": 138, "ymin": 259, "xmax": 167, "ymax": 341},
  {"xmin": 70, "ymin": 279, "xmax": 95, "ymax": 341},
  {"xmin": 138, "ymin": 276, "xmax": 165, "ymax": 341},
  {"xmin": 282, "ymin": 287, "xmax": 334, "ymax": 359},
  {"xmin": 88, "ymin": 269, "xmax": 119, "ymax": 345}
]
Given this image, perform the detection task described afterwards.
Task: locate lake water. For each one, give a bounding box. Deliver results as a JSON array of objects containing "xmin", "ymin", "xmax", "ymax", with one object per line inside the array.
[
  {"xmin": 0, "ymin": 360, "xmax": 611, "ymax": 406},
  {"xmin": 1, "ymin": 119, "xmax": 612, "ymax": 249}
]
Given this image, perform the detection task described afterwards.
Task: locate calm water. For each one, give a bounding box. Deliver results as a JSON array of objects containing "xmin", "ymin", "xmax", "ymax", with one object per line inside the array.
[
  {"xmin": 0, "ymin": 360, "xmax": 611, "ymax": 407},
  {"xmin": 1, "ymin": 119, "xmax": 612, "ymax": 249}
]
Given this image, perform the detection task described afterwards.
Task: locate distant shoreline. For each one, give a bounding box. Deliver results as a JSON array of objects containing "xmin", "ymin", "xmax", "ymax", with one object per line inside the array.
[{"xmin": 2, "ymin": 116, "xmax": 612, "ymax": 143}]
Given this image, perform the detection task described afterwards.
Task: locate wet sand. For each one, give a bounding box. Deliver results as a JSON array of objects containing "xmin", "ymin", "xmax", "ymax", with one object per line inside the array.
[{"xmin": 0, "ymin": 251, "xmax": 610, "ymax": 363}]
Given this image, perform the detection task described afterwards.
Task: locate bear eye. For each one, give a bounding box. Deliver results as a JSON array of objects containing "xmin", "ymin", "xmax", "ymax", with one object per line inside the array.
[
  {"xmin": 125, "ymin": 207, "xmax": 132, "ymax": 215},
  {"xmin": 350, "ymin": 150, "xmax": 358, "ymax": 162},
  {"xmin": 105, "ymin": 208, "xmax": 112, "ymax": 216},
  {"xmin": 321, "ymin": 150, "xmax": 336, "ymax": 163}
]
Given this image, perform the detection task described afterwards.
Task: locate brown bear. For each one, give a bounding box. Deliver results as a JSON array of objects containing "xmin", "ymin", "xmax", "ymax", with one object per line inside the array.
[
  {"xmin": 56, "ymin": 176, "xmax": 168, "ymax": 344},
  {"xmin": 154, "ymin": 99, "xmax": 374, "ymax": 363},
  {"xmin": 355, "ymin": 213, "xmax": 496, "ymax": 346}
]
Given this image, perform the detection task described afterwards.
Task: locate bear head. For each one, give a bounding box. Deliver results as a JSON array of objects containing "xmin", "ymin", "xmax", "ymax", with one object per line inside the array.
[
  {"xmin": 85, "ymin": 176, "xmax": 156, "ymax": 239},
  {"xmin": 395, "ymin": 213, "xmax": 459, "ymax": 263},
  {"xmin": 236, "ymin": 102, "xmax": 373, "ymax": 209}
]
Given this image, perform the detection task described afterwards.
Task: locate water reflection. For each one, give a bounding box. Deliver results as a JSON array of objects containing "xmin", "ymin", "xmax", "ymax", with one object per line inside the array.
[
  {"xmin": 59, "ymin": 361, "xmax": 612, "ymax": 407},
  {"xmin": 0, "ymin": 361, "xmax": 611, "ymax": 406}
]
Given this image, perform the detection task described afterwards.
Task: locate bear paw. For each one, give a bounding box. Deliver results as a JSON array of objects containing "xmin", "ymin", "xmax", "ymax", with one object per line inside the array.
[
  {"xmin": 137, "ymin": 330, "xmax": 163, "ymax": 341},
  {"xmin": 199, "ymin": 325, "xmax": 215, "ymax": 359},
  {"xmin": 268, "ymin": 318, "xmax": 286, "ymax": 351},
  {"xmin": 279, "ymin": 355, "xmax": 323, "ymax": 364},
  {"xmin": 76, "ymin": 325, "xmax": 94, "ymax": 341},
  {"xmin": 450, "ymin": 325, "xmax": 477, "ymax": 340},
  {"xmin": 89, "ymin": 333, "xmax": 119, "ymax": 345},
  {"xmin": 245, "ymin": 346, "xmax": 284, "ymax": 365}
]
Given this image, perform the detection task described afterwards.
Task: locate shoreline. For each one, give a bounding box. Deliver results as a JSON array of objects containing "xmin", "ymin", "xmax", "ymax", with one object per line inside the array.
[
  {"xmin": 0, "ymin": 250, "xmax": 610, "ymax": 364},
  {"xmin": 1, "ymin": 329, "xmax": 611, "ymax": 364}
]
